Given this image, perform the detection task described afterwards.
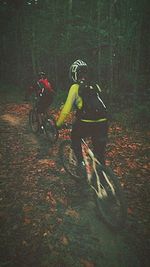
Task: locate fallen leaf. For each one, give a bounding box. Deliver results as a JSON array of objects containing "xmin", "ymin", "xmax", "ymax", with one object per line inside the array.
[
  {"xmin": 24, "ymin": 217, "xmax": 31, "ymax": 224},
  {"xmin": 81, "ymin": 258, "xmax": 95, "ymax": 267},
  {"xmin": 127, "ymin": 207, "xmax": 133, "ymax": 214},
  {"xmin": 65, "ymin": 208, "xmax": 80, "ymax": 219},
  {"xmin": 60, "ymin": 235, "xmax": 69, "ymax": 246}
]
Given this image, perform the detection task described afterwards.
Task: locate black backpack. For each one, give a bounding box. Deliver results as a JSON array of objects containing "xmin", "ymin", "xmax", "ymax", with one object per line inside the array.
[{"xmin": 78, "ymin": 81, "xmax": 107, "ymax": 120}]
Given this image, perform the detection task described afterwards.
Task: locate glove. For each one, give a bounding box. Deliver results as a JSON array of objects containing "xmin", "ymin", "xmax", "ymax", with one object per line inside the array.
[{"xmin": 56, "ymin": 121, "xmax": 61, "ymax": 129}]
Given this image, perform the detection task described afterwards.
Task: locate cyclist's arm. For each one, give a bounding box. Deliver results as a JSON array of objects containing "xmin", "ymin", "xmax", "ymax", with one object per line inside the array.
[{"xmin": 56, "ymin": 84, "xmax": 78, "ymax": 128}]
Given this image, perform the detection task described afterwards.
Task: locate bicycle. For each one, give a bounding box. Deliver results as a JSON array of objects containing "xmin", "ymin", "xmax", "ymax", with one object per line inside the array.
[
  {"xmin": 29, "ymin": 96, "xmax": 58, "ymax": 144},
  {"xmin": 59, "ymin": 126, "xmax": 127, "ymax": 230}
]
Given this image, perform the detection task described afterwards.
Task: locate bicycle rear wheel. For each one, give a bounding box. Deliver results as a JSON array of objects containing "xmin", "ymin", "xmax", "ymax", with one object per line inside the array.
[
  {"xmin": 92, "ymin": 164, "xmax": 127, "ymax": 230},
  {"xmin": 44, "ymin": 116, "xmax": 59, "ymax": 144},
  {"xmin": 29, "ymin": 109, "xmax": 39, "ymax": 133},
  {"xmin": 59, "ymin": 139, "xmax": 81, "ymax": 181}
]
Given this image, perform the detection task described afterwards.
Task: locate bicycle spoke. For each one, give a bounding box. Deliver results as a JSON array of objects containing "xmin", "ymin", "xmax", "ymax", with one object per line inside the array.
[
  {"xmin": 59, "ymin": 136, "xmax": 127, "ymax": 231},
  {"xmin": 59, "ymin": 140, "xmax": 80, "ymax": 180},
  {"xmin": 93, "ymin": 165, "xmax": 127, "ymax": 230},
  {"xmin": 44, "ymin": 117, "xmax": 58, "ymax": 143},
  {"xmin": 29, "ymin": 109, "xmax": 39, "ymax": 133}
]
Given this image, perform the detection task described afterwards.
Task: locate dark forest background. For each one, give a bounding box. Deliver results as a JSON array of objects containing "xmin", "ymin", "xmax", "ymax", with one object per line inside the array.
[{"xmin": 0, "ymin": 0, "xmax": 149, "ymax": 126}]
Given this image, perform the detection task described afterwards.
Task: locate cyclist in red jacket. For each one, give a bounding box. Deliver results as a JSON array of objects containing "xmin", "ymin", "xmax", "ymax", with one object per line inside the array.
[{"xmin": 27, "ymin": 71, "xmax": 54, "ymax": 129}]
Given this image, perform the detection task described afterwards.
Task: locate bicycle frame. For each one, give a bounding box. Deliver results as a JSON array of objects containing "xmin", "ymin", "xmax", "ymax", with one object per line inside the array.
[
  {"xmin": 32, "ymin": 95, "xmax": 48, "ymax": 126},
  {"xmin": 60, "ymin": 131, "xmax": 127, "ymax": 230},
  {"xmin": 81, "ymin": 138, "xmax": 115, "ymax": 199}
]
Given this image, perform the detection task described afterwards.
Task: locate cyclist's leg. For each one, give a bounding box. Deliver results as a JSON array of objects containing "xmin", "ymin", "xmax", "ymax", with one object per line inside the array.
[
  {"xmin": 71, "ymin": 120, "xmax": 83, "ymax": 163},
  {"xmin": 40, "ymin": 92, "xmax": 53, "ymax": 117},
  {"xmin": 37, "ymin": 95, "xmax": 48, "ymax": 128},
  {"xmin": 91, "ymin": 122, "xmax": 108, "ymax": 165},
  {"xmin": 71, "ymin": 120, "xmax": 88, "ymax": 176},
  {"xmin": 44, "ymin": 92, "xmax": 53, "ymax": 110}
]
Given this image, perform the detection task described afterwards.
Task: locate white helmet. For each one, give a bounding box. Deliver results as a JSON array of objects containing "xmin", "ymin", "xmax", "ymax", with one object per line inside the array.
[{"xmin": 69, "ymin": 59, "xmax": 88, "ymax": 82}]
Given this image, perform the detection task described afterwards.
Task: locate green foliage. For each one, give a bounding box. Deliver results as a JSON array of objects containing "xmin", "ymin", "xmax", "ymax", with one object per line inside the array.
[
  {"xmin": 112, "ymin": 102, "xmax": 150, "ymax": 130},
  {"xmin": 0, "ymin": 83, "xmax": 24, "ymax": 103},
  {"xmin": 131, "ymin": 103, "xmax": 150, "ymax": 127},
  {"xmin": 40, "ymin": 247, "xmax": 82, "ymax": 267},
  {"xmin": 53, "ymin": 89, "xmax": 68, "ymax": 108},
  {"xmin": 0, "ymin": 0, "xmax": 149, "ymax": 109}
]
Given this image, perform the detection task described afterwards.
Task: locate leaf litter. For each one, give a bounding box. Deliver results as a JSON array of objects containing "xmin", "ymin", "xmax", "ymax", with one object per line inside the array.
[{"xmin": 0, "ymin": 101, "xmax": 149, "ymax": 267}]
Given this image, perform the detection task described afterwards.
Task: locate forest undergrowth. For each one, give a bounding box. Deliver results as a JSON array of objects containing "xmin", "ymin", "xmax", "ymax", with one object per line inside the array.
[{"xmin": 0, "ymin": 93, "xmax": 149, "ymax": 267}]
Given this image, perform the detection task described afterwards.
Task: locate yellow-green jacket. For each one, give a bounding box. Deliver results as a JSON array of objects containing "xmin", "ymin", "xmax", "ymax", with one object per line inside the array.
[{"xmin": 56, "ymin": 83, "xmax": 107, "ymax": 128}]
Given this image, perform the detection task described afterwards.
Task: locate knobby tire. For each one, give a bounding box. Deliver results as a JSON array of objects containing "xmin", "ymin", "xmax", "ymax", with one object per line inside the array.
[
  {"xmin": 59, "ymin": 139, "xmax": 127, "ymax": 231},
  {"xmin": 59, "ymin": 139, "xmax": 80, "ymax": 181},
  {"xmin": 93, "ymin": 164, "xmax": 127, "ymax": 230},
  {"xmin": 29, "ymin": 109, "xmax": 39, "ymax": 133},
  {"xmin": 44, "ymin": 116, "xmax": 59, "ymax": 144}
]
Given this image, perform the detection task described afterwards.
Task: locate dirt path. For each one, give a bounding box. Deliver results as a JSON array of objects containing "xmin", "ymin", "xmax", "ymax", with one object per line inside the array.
[{"xmin": 0, "ymin": 97, "xmax": 149, "ymax": 267}]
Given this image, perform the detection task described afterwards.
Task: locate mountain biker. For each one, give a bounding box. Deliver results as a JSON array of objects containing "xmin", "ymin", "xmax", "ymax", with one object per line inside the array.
[
  {"xmin": 56, "ymin": 59, "xmax": 108, "ymax": 176},
  {"xmin": 27, "ymin": 71, "xmax": 54, "ymax": 129}
]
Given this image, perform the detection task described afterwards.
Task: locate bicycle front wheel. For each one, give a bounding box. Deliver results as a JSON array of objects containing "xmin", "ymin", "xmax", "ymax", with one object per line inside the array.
[
  {"xmin": 59, "ymin": 139, "xmax": 81, "ymax": 181},
  {"xmin": 44, "ymin": 116, "xmax": 59, "ymax": 144},
  {"xmin": 92, "ymin": 164, "xmax": 127, "ymax": 230},
  {"xmin": 29, "ymin": 109, "xmax": 39, "ymax": 133}
]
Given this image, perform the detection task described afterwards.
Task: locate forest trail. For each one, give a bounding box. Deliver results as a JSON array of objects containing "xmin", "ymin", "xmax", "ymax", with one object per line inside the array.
[{"xmin": 0, "ymin": 96, "xmax": 149, "ymax": 267}]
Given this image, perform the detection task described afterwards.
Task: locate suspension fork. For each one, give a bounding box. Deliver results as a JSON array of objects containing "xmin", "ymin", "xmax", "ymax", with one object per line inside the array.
[
  {"xmin": 81, "ymin": 139, "xmax": 94, "ymax": 182},
  {"xmin": 81, "ymin": 139, "xmax": 109, "ymax": 198}
]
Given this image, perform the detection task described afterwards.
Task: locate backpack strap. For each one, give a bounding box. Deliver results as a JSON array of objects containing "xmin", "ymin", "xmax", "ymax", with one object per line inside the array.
[{"xmin": 95, "ymin": 84, "xmax": 102, "ymax": 92}]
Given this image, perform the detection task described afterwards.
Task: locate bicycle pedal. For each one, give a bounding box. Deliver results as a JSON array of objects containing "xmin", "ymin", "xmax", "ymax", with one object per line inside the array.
[{"xmin": 39, "ymin": 125, "xmax": 45, "ymax": 133}]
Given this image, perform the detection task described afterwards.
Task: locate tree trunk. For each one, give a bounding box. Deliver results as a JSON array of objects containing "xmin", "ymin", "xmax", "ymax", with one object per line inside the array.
[
  {"xmin": 109, "ymin": 0, "xmax": 114, "ymax": 99},
  {"xmin": 31, "ymin": 22, "xmax": 37, "ymax": 75},
  {"xmin": 97, "ymin": 0, "xmax": 101, "ymax": 85}
]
